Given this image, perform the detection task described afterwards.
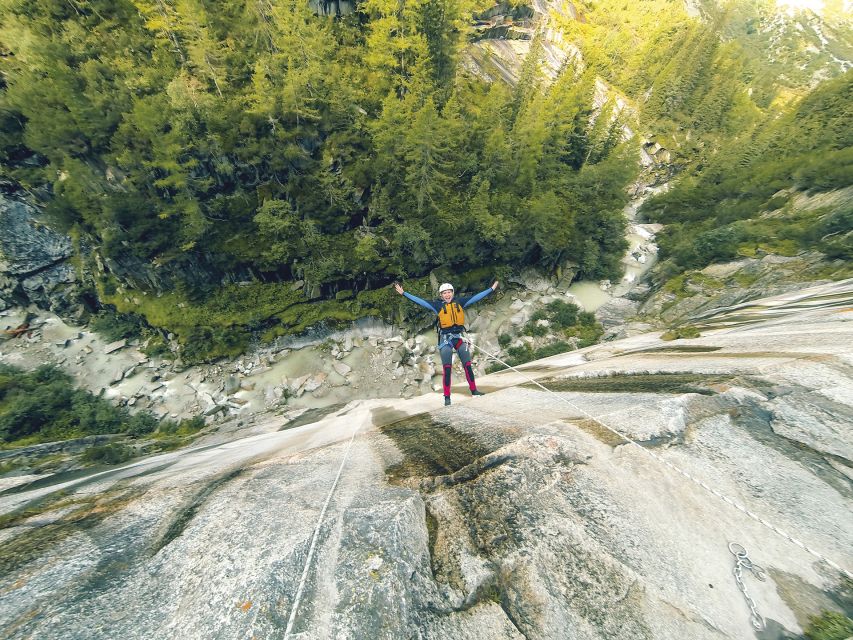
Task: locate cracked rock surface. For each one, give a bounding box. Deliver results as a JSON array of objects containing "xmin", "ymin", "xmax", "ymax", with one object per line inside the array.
[{"xmin": 1, "ymin": 282, "xmax": 851, "ymax": 639}]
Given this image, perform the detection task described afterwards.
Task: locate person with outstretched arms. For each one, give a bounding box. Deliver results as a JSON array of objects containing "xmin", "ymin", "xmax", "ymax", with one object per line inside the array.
[{"xmin": 394, "ymin": 280, "xmax": 499, "ymax": 405}]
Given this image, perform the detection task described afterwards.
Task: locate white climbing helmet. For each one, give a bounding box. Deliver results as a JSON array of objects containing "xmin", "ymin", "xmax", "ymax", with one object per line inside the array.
[{"xmin": 438, "ymin": 282, "xmax": 454, "ymax": 294}]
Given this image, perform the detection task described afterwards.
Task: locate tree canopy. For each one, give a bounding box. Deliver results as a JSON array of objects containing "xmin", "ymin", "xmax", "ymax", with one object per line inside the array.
[{"xmin": 1, "ymin": 0, "xmax": 848, "ymax": 360}]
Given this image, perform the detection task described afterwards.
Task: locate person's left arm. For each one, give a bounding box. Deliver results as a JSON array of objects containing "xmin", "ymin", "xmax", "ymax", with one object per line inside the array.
[{"xmin": 461, "ymin": 281, "xmax": 499, "ymax": 309}]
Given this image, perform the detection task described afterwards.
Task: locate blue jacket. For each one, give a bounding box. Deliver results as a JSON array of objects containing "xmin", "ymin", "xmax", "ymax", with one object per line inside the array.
[{"xmin": 403, "ymin": 287, "xmax": 495, "ymax": 334}]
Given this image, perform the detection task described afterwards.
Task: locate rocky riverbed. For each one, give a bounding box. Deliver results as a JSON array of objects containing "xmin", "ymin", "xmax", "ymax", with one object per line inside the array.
[
  {"xmin": 0, "ymin": 178, "xmax": 666, "ymax": 441},
  {"xmin": 0, "ymin": 280, "xmax": 589, "ymax": 485},
  {"xmin": 1, "ymin": 280, "xmax": 851, "ymax": 639},
  {"xmin": 0, "ymin": 279, "xmax": 586, "ymax": 431}
]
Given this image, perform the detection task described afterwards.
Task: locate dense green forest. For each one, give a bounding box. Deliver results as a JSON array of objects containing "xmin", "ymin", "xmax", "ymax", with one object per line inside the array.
[
  {"xmin": 0, "ymin": 362, "xmax": 151, "ymax": 443},
  {"xmin": 645, "ymin": 71, "xmax": 853, "ymax": 275},
  {"xmin": 0, "ymin": 360, "xmax": 210, "ymax": 473},
  {"xmin": 0, "ymin": 0, "xmax": 634, "ymax": 359},
  {"xmin": 560, "ymin": 0, "xmax": 852, "ymax": 280},
  {"xmin": 1, "ymin": 0, "xmax": 850, "ymax": 360}
]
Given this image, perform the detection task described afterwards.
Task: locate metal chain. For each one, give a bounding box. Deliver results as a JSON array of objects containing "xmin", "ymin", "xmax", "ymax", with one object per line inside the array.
[{"xmin": 729, "ymin": 543, "xmax": 766, "ymax": 630}]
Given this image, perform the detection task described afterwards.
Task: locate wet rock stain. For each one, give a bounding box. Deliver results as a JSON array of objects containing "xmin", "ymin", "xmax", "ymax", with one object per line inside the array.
[
  {"xmin": 529, "ymin": 372, "xmax": 733, "ymax": 395},
  {"xmin": 278, "ymin": 403, "xmax": 348, "ymax": 431},
  {"xmin": 628, "ymin": 345, "xmax": 724, "ymax": 354},
  {"xmin": 376, "ymin": 408, "xmax": 653, "ymax": 638},
  {"xmin": 152, "ymin": 467, "xmax": 247, "ymax": 555},
  {"xmin": 380, "ymin": 414, "xmax": 498, "ymax": 482}
]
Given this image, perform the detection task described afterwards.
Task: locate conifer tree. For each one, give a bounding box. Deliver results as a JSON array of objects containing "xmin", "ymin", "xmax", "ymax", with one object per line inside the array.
[
  {"xmin": 361, "ymin": 0, "xmax": 430, "ymax": 97},
  {"xmin": 403, "ymin": 97, "xmax": 451, "ymax": 218}
]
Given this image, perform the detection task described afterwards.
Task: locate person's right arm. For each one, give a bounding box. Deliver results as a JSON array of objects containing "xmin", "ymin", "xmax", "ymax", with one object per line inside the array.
[{"xmin": 394, "ymin": 283, "xmax": 438, "ymax": 313}]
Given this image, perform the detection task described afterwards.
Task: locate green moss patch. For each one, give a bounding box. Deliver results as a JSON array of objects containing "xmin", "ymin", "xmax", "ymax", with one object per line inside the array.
[
  {"xmin": 98, "ymin": 277, "xmax": 400, "ymax": 363},
  {"xmin": 661, "ymin": 326, "xmax": 701, "ymax": 341},
  {"xmin": 0, "ymin": 364, "xmax": 159, "ymax": 446},
  {"xmin": 805, "ymin": 611, "xmax": 853, "ymax": 640},
  {"xmin": 531, "ymin": 372, "xmax": 733, "ymax": 395},
  {"xmin": 151, "ymin": 469, "xmax": 246, "ymax": 555}
]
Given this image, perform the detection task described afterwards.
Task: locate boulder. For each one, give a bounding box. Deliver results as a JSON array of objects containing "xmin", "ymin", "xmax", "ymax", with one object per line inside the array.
[
  {"xmin": 333, "ymin": 361, "xmax": 352, "ymax": 376},
  {"xmin": 204, "ymin": 404, "xmax": 227, "ymax": 417},
  {"xmin": 224, "ymin": 375, "xmax": 242, "ymax": 395},
  {"xmin": 391, "ymin": 344, "xmax": 410, "ymax": 365},
  {"xmin": 312, "ymin": 383, "xmax": 331, "ymax": 398},
  {"xmin": 290, "ymin": 375, "xmax": 310, "ymax": 394},
  {"xmin": 508, "ymin": 267, "xmax": 551, "ymax": 292},
  {"xmin": 624, "ymin": 282, "xmax": 652, "ymax": 301},
  {"xmin": 594, "ymin": 297, "xmax": 640, "ymax": 329},
  {"xmin": 104, "ymin": 339, "xmax": 127, "ymax": 354},
  {"xmin": 303, "ymin": 373, "xmax": 327, "ymax": 393},
  {"xmin": 509, "ymin": 312, "xmax": 529, "ymax": 327}
]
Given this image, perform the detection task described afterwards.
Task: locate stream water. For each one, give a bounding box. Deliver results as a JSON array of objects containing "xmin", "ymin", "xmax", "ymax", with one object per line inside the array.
[
  {"xmin": 565, "ymin": 281, "xmax": 613, "ymax": 311},
  {"xmin": 563, "ymin": 185, "xmax": 666, "ymax": 312}
]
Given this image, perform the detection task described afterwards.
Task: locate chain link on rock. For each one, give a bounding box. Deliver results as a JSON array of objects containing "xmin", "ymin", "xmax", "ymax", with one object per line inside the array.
[{"xmin": 729, "ymin": 543, "xmax": 767, "ymax": 630}]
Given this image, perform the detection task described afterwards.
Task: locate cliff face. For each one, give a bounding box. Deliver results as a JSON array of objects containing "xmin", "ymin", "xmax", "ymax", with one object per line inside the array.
[
  {"xmin": 0, "ymin": 192, "xmax": 82, "ymax": 318},
  {"xmin": 696, "ymin": 0, "xmax": 853, "ymax": 86},
  {"xmin": 0, "ymin": 185, "xmax": 260, "ymax": 326},
  {"xmin": 2, "ymin": 281, "xmax": 850, "ymax": 639}
]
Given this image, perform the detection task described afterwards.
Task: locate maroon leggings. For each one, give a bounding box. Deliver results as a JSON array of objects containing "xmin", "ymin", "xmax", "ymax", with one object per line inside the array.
[{"xmin": 440, "ymin": 338, "xmax": 476, "ymax": 397}]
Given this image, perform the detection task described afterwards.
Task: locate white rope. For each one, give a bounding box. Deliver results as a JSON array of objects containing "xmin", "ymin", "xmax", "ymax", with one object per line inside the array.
[
  {"xmin": 283, "ymin": 421, "xmax": 361, "ymax": 639},
  {"xmin": 471, "ymin": 342, "xmax": 853, "ymax": 580}
]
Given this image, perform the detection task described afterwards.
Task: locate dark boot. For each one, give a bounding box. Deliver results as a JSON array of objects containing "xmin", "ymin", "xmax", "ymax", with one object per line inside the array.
[
  {"xmin": 471, "ymin": 389, "xmax": 485, "ymax": 396},
  {"xmin": 444, "ymin": 396, "xmax": 451, "ymax": 406}
]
